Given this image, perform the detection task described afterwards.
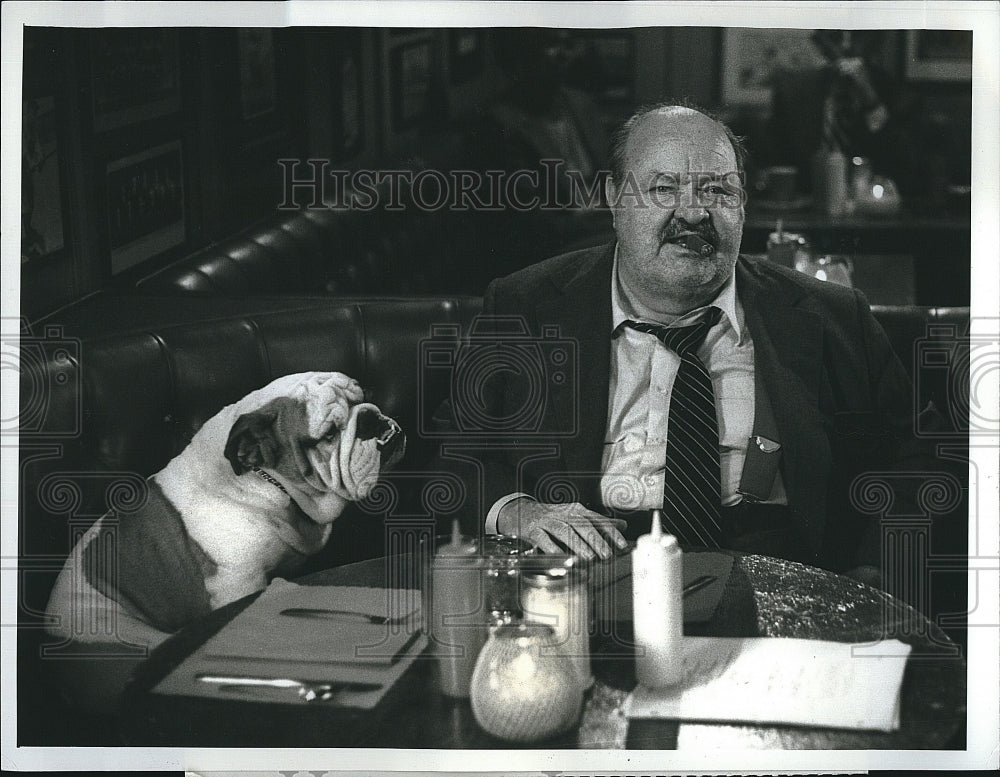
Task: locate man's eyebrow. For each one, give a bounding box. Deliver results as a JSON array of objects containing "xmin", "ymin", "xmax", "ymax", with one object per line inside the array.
[{"xmin": 647, "ymin": 170, "xmax": 735, "ymax": 181}]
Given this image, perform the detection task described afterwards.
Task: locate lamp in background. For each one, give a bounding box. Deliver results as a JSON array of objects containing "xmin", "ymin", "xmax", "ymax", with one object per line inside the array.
[
  {"xmin": 850, "ymin": 156, "xmax": 902, "ymax": 215},
  {"xmin": 795, "ymin": 253, "xmax": 855, "ymax": 288}
]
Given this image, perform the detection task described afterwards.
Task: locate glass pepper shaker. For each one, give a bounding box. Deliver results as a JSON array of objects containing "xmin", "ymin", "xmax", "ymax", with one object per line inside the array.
[{"xmin": 482, "ymin": 534, "xmax": 533, "ymax": 628}]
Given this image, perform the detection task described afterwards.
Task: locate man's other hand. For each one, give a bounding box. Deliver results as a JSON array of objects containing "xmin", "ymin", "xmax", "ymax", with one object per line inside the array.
[{"xmin": 497, "ymin": 499, "xmax": 628, "ymax": 560}]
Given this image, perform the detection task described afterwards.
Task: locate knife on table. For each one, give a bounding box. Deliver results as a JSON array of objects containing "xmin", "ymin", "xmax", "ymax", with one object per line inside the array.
[
  {"xmin": 196, "ymin": 673, "xmax": 382, "ymax": 701},
  {"xmin": 683, "ymin": 575, "xmax": 718, "ymax": 597},
  {"xmin": 279, "ymin": 607, "xmax": 412, "ymax": 625}
]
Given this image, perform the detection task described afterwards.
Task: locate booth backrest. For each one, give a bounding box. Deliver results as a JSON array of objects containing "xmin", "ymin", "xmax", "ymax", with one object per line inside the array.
[
  {"xmin": 137, "ymin": 209, "xmax": 398, "ymax": 296},
  {"xmin": 18, "ymin": 297, "xmax": 968, "ymax": 620},
  {"xmin": 871, "ymin": 304, "xmax": 970, "ymax": 422}
]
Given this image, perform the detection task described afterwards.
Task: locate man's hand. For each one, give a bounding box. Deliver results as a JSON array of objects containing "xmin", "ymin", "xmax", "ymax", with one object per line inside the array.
[{"xmin": 497, "ymin": 499, "xmax": 629, "ymax": 560}]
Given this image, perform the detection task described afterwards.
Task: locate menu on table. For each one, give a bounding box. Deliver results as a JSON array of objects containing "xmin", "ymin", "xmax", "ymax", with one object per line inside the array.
[{"xmin": 625, "ymin": 636, "xmax": 912, "ymax": 731}]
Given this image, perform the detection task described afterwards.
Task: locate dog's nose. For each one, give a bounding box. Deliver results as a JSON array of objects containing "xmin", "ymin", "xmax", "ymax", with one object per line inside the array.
[
  {"xmin": 355, "ymin": 407, "xmax": 384, "ymax": 441},
  {"xmin": 377, "ymin": 417, "xmax": 404, "ymax": 464}
]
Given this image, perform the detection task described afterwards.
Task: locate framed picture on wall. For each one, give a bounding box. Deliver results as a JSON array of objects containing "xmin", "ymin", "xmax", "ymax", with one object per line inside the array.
[
  {"xmin": 390, "ymin": 40, "xmax": 433, "ymax": 131},
  {"xmin": 448, "ymin": 30, "xmax": 485, "ymax": 84},
  {"xmin": 905, "ymin": 30, "xmax": 972, "ymax": 81},
  {"xmin": 22, "ymin": 95, "xmax": 66, "ymax": 264},
  {"xmin": 333, "ymin": 37, "xmax": 365, "ymax": 158},
  {"xmin": 106, "ymin": 140, "xmax": 185, "ymax": 274},
  {"xmin": 721, "ymin": 28, "xmax": 826, "ymax": 106},
  {"xmin": 238, "ymin": 28, "xmax": 278, "ymax": 119},
  {"xmin": 91, "ymin": 29, "xmax": 181, "ymax": 131}
]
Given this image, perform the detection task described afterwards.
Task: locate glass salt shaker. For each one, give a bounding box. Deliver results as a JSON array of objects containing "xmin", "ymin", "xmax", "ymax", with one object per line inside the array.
[
  {"xmin": 520, "ymin": 556, "xmax": 592, "ymax": 691},
  {"xmin": 469, "ymin": 622, "xmax": 583, "ymax": 743}
]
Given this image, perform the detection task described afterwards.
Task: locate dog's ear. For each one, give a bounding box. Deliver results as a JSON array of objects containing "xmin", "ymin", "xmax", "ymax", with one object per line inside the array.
[{"xmin": 224, "ymin": 410, "xmax": 280, "ymax": 475}]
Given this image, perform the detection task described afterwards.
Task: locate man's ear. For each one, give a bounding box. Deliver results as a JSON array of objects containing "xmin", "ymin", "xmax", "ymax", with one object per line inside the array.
[
  {"xmin": 605, "ymin": 176, "xmax": 618, "ymax": 225},
  {"xmin": 224, "ymin": 410, "xmax": 279, "ymax": 474}
]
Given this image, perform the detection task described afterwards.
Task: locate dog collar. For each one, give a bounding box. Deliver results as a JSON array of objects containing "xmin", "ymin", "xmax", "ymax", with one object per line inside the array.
[
  {"xmin": 252, "ymin": 466, "xmax": 289, "ymax": 495},
  {"xmin": 252, "ymin": 466, "xmax": 324, "ymax": 531}
]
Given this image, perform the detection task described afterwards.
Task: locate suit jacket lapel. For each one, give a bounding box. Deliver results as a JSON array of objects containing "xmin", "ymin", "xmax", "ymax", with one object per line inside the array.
[
  {"xmin": 535, "ymin": 245, "xmax": 614, "ymax": 498},
  {"xmin": 736, "ymin": 259, "xmax": 830, "ymax": 554}
]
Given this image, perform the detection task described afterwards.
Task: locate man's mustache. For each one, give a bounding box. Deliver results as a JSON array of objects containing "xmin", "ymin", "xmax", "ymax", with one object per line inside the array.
[{"xmin": 659, "ymin": 220, "xmax": 718, "ymax": 247}]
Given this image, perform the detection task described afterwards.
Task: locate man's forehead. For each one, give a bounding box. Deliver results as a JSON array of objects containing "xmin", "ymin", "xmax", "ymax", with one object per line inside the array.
[{"xmin": 625, "ymin": 111, "xmax": 737, "ymax": 171}]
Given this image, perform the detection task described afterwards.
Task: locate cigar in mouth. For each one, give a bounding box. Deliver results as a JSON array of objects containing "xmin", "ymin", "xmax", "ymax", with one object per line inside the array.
[{"xmin": 667, "ymin": 233, "xmax": 716, "ymax": 256}]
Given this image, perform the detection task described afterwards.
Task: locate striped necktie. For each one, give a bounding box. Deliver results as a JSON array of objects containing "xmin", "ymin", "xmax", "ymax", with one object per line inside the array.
[{"xmin": 618, "ymin": 307, "xmax": 723, "ymax": 547}]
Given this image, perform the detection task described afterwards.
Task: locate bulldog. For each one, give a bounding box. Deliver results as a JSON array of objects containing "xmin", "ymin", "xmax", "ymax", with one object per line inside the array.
[{"xmin": 45, "ymin": 371, "xmax": 405, "ymax": 649}]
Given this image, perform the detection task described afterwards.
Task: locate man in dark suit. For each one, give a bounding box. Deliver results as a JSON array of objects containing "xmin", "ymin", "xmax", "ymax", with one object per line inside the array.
[{"xmin": 440, "ymin": 103, "xmax": 933, "ymax": 584}]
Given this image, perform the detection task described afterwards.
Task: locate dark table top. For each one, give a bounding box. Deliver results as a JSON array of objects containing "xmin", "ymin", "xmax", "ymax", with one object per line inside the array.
[{"xmin": 119, "ymin": 551, "xmax": 966, "ymax": 749}]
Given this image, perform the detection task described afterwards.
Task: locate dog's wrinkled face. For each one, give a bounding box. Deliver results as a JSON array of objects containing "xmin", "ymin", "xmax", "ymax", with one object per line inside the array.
[{"xmin": 223, "ymin": 372, "xmax": 404, "ymax": 522}]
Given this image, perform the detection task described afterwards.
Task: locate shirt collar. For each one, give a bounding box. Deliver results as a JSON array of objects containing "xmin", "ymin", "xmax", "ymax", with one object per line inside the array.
[{"xmin": 611, "ymin": 243, "xmax": 745, "ymax": 342}]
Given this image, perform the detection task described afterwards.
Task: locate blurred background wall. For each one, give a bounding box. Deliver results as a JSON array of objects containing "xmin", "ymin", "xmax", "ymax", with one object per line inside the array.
[{"xmin": 20, "ymin": 27, "xmax": 972, "ymax": 320}]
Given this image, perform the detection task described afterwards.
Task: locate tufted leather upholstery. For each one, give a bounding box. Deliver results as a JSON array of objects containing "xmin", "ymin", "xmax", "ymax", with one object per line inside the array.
[
  {"xmin": 137, "ymin": 210, "xmax": 356, "ymax": 295},
  {"xmin": 137, "ymin": 204, "xmax": 517, "ymax": 297},
  {"xmin": 135, "ymin": 140, "xmax": 615, "ymax": 299}
]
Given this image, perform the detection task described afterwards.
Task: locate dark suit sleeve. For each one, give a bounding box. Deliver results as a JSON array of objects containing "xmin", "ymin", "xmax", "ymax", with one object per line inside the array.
[
  {"xmin": 475, "ymin": 278, "xmax": 539, "ymax": 508},
  {"xmin": 422, "ymin": 277, "xmax": 540, "ymax": 536},
  {"xmin": 858, "ymin": 289, "xmax": 919, "ymax": 438}
]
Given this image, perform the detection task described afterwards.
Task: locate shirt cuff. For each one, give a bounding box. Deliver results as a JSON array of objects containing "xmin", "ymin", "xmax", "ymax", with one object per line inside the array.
[{"xmin": 485, "ymin": 492, "xmax": 535, "ymax": 535}]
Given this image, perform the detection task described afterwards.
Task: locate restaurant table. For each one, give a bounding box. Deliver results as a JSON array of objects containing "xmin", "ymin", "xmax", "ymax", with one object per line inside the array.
[{"xmin": 118, "ymin": 551, "xmax": 966, "ymax": 749}]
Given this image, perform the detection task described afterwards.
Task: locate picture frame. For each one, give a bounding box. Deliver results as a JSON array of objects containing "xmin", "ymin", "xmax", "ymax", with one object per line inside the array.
[
  {"xmin": 720, "ymin": 28, "xmax": 826, "ymax": 106},
  {"xmin": 389, "ymin": 40, "xmax": 433, "ymax": 132},
  {"xmin": 106, "ymin": 140, "xmax": 185, "ymax": 274},
  {"xmin": 448, "ymin": 30, "xmax": 485, "ymax": 84},
  {"xmin": 904, "ymin": 30, "xmax": 972, "ymax": 82},
  {"xmin": 333, "ymin": 36, "xmax": 365, "ymax": 158},
  {"xmin": 91, "ymin": 29, "xmax": 181, "ymax": 132},
  {"xmin": 21, "ymin": 95, "xmax": 66, "ymax": 265},
  {"xmin": 238, "ymin": 28, "xmax": 278, "ymax": 120}
]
